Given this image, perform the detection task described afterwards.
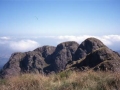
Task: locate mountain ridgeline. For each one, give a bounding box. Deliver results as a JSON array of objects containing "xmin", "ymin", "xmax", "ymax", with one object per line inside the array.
[{"xmin": 1, "ymin": 38, "xmax": 120, "ymax": 78}]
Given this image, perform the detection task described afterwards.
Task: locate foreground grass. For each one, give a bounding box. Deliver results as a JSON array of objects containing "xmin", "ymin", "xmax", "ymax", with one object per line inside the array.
[{"xmin": 0, "ymin": 71, "xmax": 120, "ymax": 90}]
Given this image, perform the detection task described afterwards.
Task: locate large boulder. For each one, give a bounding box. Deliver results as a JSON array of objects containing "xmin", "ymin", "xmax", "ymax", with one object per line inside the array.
[
  {"xmin": 75, "ymin": 38, "xmax": 106, "ymax": 60},
  {"xmin": 67, "ymin": 44, "xmax": 120, "ymax": 72},
  {"xmin": 0, "ymin": 46, "xmax": 56, "ymax": 78},
  {"xmin": 78, "ymin": 47, "xmax": 115, "ymax": 68},
  {"xmin": 0, "ymin": 52, "xmax": 26, "ymax": 78},
  {"xmin": 1, "ymin": 37, "xmax": 120, "ymax": 78},
  {"xmin": 34, "ymin": 46, "xmax": 56, "ymax": 64},
  {"xmin": 53, "ymin": 41, "xmax": 79, "ymax": 72}
]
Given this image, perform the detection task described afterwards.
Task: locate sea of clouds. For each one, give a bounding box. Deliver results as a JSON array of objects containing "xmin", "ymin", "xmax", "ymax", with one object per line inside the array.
[{"xmin": 0, "ymin": 35, "xmax": 120, "ymax": 52}]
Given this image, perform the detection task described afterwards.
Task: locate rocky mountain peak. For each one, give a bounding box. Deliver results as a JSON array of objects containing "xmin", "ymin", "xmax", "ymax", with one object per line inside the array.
[
  {"xmin": 1, "ymin": 38, "xmax": 120, "ymax": 78},
  {"xmin": 53, "ymin": 41, "xmax": 79, "ymax": 72},
  {"xmin": 75, "ymin": 37, "xmax": 106, "ymax": 60}
]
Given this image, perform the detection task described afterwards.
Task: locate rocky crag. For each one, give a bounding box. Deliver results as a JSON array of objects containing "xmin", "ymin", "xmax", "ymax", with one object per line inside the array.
[{"xmin": 1, "ymin": 38, "xmax": 120, "ymax": 78}]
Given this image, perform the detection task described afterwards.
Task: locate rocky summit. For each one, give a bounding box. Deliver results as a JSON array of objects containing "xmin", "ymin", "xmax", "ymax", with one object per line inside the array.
[
  {"xmin": 1, "ymin": 38, "xmax": 120, "ymax": 78},
  {"xmin": 53, "ymin": 41, "xmax": 79, "ymax": 72},
  {"xmin": 74, "ymin": 38, "xmax": 106, "ymax": 60}
]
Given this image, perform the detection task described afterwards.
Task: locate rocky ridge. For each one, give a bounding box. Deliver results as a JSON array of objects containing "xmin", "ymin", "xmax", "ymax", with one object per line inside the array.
[{"xmin": 1, "ymin": 38, "xmax": 120, "ymax": 78}]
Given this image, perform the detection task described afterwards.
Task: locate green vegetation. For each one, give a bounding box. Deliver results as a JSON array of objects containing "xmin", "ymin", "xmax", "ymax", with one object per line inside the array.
[{"xmin": 0, "ymin": 71, "xmax": 120, "ymax": 90}]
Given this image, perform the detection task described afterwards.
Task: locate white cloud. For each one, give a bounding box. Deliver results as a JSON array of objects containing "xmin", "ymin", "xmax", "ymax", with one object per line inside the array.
[
  {"xmin": 55, "ymin": 35, "xmax": 120, "ymax": 46},
  {"xmin": 9, "ymin": 40, "xmax": 40, "ymax": 52},
  {"xmin": 27, "ymin": 35, "xmax": 120, "ymax": 49},
  {"xmin": 52, "ymin": 35, "xmax": 120, "ymax": 50},
  {"xmin": 57, "ymin": 35, "xmax": 92, "ymax": 42},
  {"xmin": 0, "ymin": 37, "xmax": 11, "ymax": 44},
  {"xmin": 0, "ymin": 35, "xmax": 120, "ymax": 52},
  {"xmin": 0, "ymin": 37, "xmax": 10, "ymax": 40}
]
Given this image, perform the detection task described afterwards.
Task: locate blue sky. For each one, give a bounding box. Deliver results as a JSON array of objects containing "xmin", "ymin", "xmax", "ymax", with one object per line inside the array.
[
  {"xmin": 0, "ymin": 0, "xmax": 120, "ymax": 53},
  {"xmin": 0, "ymin": 0, "xmax": 120, "ymax": 36}
]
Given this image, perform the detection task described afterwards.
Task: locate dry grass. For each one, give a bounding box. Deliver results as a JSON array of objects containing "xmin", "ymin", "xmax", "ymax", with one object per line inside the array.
[{"xmin": 0, "ymin": 70, "xmax": 120, "ymax": 90}]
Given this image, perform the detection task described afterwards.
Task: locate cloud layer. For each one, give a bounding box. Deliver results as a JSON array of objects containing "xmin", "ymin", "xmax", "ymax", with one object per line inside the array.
[
  {"xmin": 9, "ymin": 40, "xmax": 40, "ymax": 52},
  {"xmin": 0, "ymin": 35, "xmax": 120, "ymax": 52},
  {"xmin": 0, "ymin": 37, "xmax": 10, "ymax": 40},
  {"xmin": 55, "ymin": 35, "xmax": 120, "ymax": 50}
]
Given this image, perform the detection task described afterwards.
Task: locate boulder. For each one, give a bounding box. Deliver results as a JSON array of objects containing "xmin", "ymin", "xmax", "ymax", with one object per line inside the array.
[
  {"xmin": 1, "ymin": 37, "xmax": 120, "ymax": 78},
  {"xmin": 68, "ymin": 47, "xmax": 120, "ymax": 72},
  {"xmin": 0, "ymin": 46, "xmax": 56, "ymax": 78},
  {"xmin": 53, "ymin": 41, "xmax": 79, "ymax": 72},
  {"xmin": 75, "ymin": 38, "xmax": 106, "ymax": 60}
]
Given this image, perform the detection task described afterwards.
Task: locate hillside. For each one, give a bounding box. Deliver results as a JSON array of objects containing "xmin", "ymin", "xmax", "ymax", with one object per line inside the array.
[{"xmin": 0, "ymin": 37, "xmax": 120, "ymax": 78}]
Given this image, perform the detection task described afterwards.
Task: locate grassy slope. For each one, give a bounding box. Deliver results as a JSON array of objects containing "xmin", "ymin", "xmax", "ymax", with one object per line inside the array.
[{"xmin": 0, "ymin": 70, "xmax": 120, "ymax": 90}]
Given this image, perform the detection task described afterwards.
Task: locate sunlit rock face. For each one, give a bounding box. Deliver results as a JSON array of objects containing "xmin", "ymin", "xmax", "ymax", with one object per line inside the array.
[{"xmin": 75, "ymin": 38, "xmax": 106, "ymax": 60}]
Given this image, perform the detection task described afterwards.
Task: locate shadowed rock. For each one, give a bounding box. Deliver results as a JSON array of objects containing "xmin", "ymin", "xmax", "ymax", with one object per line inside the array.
[
  {"xmin": 0, "ymin": 52, "xmax": 26, "ymax": 78},
  {"xmin": 68, "ymin": 47, "xmax": 120, "ymax": 72},
  {"xmin": 34, "ymin": 46, "xmax": 56, "ymax": 64},
  {"xmin": 1, "ymin": 38, "xmax": 120, "ymax": 78},
  {"xmin": 53, "ymin": 41, "xmax": 79, "ymax": 72},
  {"xmin": 0, "ymin": 46, "xmax": 56, "ymax": 78}
]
